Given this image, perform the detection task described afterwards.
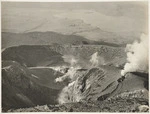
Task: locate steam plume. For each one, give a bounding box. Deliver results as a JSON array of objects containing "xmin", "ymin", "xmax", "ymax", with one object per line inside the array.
[
  {"xmin": 57, "ymin": 81, "xmax": 75, "ymax": 104},
  {"xmin": 90, "ymin": 52, "xmax": 105, "ymax": 67},
  {"xmin": 62, "ymin": 55, "xmax": 78, "ymax": 67},
  {"xmin": 90, "ymin": 52, "xmax": 99, "ymax": 66},
  {"xmin": 57, "ymin": 80, "xmax": 83, "ymax": 104},
  {"xmin": 55, "ymin": 66, "xmax": 81, "ymax": 82},
  {"xmin": 121, "ymin": 34, "xmax": 148, "ymax": 76}
]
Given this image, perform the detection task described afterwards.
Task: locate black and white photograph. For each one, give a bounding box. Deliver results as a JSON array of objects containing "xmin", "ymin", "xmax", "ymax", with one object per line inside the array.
[{"xmin": 1, "ymin": 0, "xmax": 149, "ymax": 112}]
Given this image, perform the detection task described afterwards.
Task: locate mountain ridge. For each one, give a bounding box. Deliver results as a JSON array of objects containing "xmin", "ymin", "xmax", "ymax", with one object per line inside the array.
[{"xmin": 2, "ymin": 31, "xmax": 126, "ymax": 49}]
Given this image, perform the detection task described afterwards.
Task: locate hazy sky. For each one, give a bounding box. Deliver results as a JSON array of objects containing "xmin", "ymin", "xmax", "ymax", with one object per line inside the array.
[{"xmin": 1, "ymin": 2, "xmax": 148, "ymax": 40}]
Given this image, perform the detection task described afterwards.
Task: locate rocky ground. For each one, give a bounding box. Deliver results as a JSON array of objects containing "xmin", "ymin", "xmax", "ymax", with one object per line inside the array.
[{"xmin": 8, "ymin": 89, "xmax": 149, "ymax": 112}]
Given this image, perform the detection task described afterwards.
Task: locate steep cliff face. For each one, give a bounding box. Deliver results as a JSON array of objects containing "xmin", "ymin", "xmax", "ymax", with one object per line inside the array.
[
  {"xmin": 74, "ymin": 66, "xmax": 121, "ymax": 101},
  {"xmin": 57, "ymin": 66, "xmax": 121, "ymax": 103}
]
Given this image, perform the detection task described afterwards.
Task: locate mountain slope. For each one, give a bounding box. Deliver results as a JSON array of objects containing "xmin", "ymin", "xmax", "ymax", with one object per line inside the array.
[
  {"xmin": 2, "ymin": 60, "xmax": 64, "ymax": 112},
  {"xmin": 2, "ymin": 45, "xmax": 64, "ymax": 67},
  {"xmin": 2, "ymin": 31, "xmax": 91, "ymax": 49},
  {"xmin": 2, "ymin": 45, "xmax": 126, "ymax": 68}
]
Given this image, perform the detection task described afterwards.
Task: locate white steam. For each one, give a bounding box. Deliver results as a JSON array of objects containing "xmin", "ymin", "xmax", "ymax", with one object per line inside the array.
[
  {"xmin": 121, "ymin": 34, "xmax": 148, "ymax": 76},
  {"xmin": 55, "ymin": 55, "xmax": 82, "ymax": 104},
  {"xmin": 57, "ymin": 81, "xmax": 75, "ymax": 104},
  {"xmin": 90, "ymin": 52, "xmax": 99, "ymax": 66},
  {"xmin": 55, "ymin": 54, "xmax": 81, "ymax": 83},
  {"xmin": 55, "ymin": 66, "xmax": 81, "ymax": 83},
  {"xmin": 57, "ymin": 80, "xmax": 83, "ymax": 104},
  {"xmin": 62, "ymin": 55, "xmax": 78, "ymax": 67},
  {"xmin": 90, "ymin": 52, "xmax": 105, "ymax": 67},
  {"xmin": 56, "ymin": 66, "xmax": 84, "ymax": 104}
]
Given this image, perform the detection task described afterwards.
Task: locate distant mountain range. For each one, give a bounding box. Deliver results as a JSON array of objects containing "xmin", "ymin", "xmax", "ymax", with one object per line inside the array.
[
  {"xmin": 2, "ymin": 31, "xmax": 126, "ymax": 49},
  {"xmin": 2, "ymin": 31, "xmax": 90, "ymax": 49}
]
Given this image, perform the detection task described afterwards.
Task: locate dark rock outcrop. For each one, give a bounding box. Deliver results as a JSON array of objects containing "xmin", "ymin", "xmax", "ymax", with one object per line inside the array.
[{"xmin": 2, "ymin": 61, "xmax": 64, "ymax": 112}]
